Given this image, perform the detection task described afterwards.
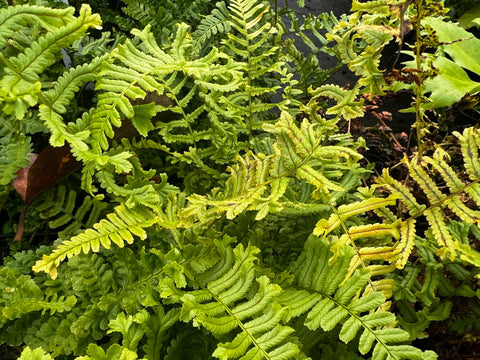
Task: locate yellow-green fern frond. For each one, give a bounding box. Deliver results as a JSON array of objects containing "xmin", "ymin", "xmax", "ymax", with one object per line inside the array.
[
  {"xmin": 90, "ymin": 22, "xmax": 242, "ymax": 155},
  {"xmin": 279, "ymin": 236, "xmax": 434, "ymax": 360},
  {"xmin": 184, "ymin": 111, "xmax": 363, "ymax": 222},
  {"xmin": 0, "ymin": 5, "xmax": 75, "ymax": 48},
  {"xmin": 313, "ymin": 195, "xmax": 398, "ymax": 236},
  {"xmin": 374, "ymin": 127, "xmax": 480, "ymax": 265},
  {"xmin": 0, "ymin": 5, "xmax": 101, "ymax": 118},
  {"xmin": 32, "ymin": 203, "xmax": 160, "ymax": 279},
  {"xmin": 309, "ymin": 84, "xmax": 365, "ymax": 120}
]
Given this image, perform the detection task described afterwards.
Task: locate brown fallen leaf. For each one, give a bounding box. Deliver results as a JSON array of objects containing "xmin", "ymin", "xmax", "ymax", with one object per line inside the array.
[{"xmin": 13, "ymin": 144, "xmax": 80, "ymax": 241}]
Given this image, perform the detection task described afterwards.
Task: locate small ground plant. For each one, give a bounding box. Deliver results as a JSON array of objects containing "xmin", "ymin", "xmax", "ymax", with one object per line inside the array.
[{"xmin": 1, "ymin": 0, "xmax": 480, "ymax": 359}]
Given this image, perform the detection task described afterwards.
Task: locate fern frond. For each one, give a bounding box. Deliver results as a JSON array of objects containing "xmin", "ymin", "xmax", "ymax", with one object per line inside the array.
[
  {"xmin": 0, "ymin": 129, "xmax": 32, "ymax": 186},
  {"xmin": 184, "ymin": 111, "xmax": 363, "ymax": 222},
  {"xmin": 39, "ymin": 55, "xmax": 107, "ymax": 150},
  {"xmin": 376, "ymin": 169, "xmax": 425, "ymax": 217},
  {"xmin": 374, "ymin": 128, "xmax": 480, "ymax": 264},
  {"xmin": 279, "ymin": 236, "xmax": 435, "ymax": 360},
  {"xmin": 32, "ymin": 203, "xmax": 160, "ymax": 279},
  {"xmin": 18, "ymin": 347, "xmax": 54, "ymax": 360},
  {"xmin": 313, "ymin": 195, "xmax": 398, "ymax": 236},
  {"xmin": 393, "ymin": 219, "xmax": 417, "ymax": 269},
  {"xmin": 0, "ymin": 267, "xmax": 76, "ymax": 326},
  {"xmin": 0, "ymin": 5, "xmax": 75, "ymax": 48},
  {"xmin": 160, "ymin": 243, "xmax": 302, "ymax": 360},
  {"xmin": 90, "ymin": 22, "xmax": 242, "ymax": 157},
  {"xmin": 33, "ymin": 185, "xmax": 109, "ymax": 240},
  {"xmin": 309, "ymin": 84, "xmax": 365, "ymax": 120},
  {"xmin": 454, "ymin": 127, "xmax": 480, "ymax": 181},
  {"xmin": 193, "ymin": 1, "xmax": 231, "ymax": 52},
  {"xmin": 0, "ymin": 5, "xmax": 101, "ymax": 118}
]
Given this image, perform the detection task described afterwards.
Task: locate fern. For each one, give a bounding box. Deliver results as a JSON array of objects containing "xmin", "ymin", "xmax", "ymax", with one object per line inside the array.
[
  {"xmin": 0, "ymin": 4, "xmax": 101, "ymax": 119},
  {"xmin": 160, "ymin": 242, "xmax": 303, "ymax": 360},
  {"xmin": 193, "ymin": 1, "xmax": 231, "ymax": 53},
  {"xmin": 39, "ymin": 54, "xmax": 107, "ymax": 151},
  {"xmin": 18, "ymin": 347, "xmax": 55, "ymax": 360},
  {"xmin": 184, "ymin": 111, "xmax": 364, "ymax": 222},
  {"xmin": 0, "ymin": 5, "xmax": 75, "ymax": 48},
  {"xmin": 376, "ymin": 128, "xmax": 480, "ymax": 265},
  {"xmin": 0, "ymin": 267, "xmax": 76, "ymax": 327},
  {"xmin": 84, "ymin": 21, "xmax": 243, "ymax": 182},
  {"xmin": 33, "ymin": 185, "xmax": 109, "ymax": 240},
  {"xmin": 324, "ymin": 127, "xmax": 480, "ymax": 272},
  {"xmin": 0, "ymin": 123, "xmax": 32, "ymax": 186},
  {"xmin": 32, "ymin": 203, "xmax": 161, "ymax": 279},
  {"xmin": 279, "ymin": 235, "xmax": 437, "ymax": 360}
]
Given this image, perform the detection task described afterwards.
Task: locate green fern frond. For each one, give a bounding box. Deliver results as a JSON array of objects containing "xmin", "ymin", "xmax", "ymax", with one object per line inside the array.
[
  {"xmin": 279, "ymin": 236, "xmax": 435, "ymax": 360},
  {"xmin": 0, "ymin": 128, "xmax": 32, "ymax": 186},
  {"xmin": 34, "ymin": 185, "xmax": 109, "ymax": 240},
  {"xmin": 32, "ymin": 203, "xmax": 160, "ymax": 279},
  {"xmin": 193, "ymin": 1, "xmax": 231, "ymax": 52},
  {"xmin": 39, "ymin": 54, "xmax": 107, "ymax": 150},
  {"xmin": 0, "ymin": 5, "xmax": 75, "ymax": 48},
  {"xmin": 68, "ymin": 253, "xmax": 113, "ymax": 299},
  {"xmin": 90, "ymin": 22, "xmax": 242, "ymax": 158},
  {"xmin": 160, "ymin": 243, "xmax": 302, "ymax": 360},
  {"xmin": 0, "ymin": 267, "xmax": 76, "ymax": 326},
  {"xmin": 0, "ymin": 5, "xmax": 102, "ymax": 119}
]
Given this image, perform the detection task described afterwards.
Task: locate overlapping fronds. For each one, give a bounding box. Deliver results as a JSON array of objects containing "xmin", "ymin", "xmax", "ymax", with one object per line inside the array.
[
  {"xmin": 376, "ymin": 128, "xmax": 480, "ymax": 266},
  {"xmin": 310, "ymin": 127, "xmax": 480, "ymax": 272},
  {"xmin": 0, "ymin": 267, "xmax": 76, "ymax": 327},
  {"xmin": 327, "ymin": 0, "xmax": 402, "ymax": 96},
  {"xmin": 309, "ymin": 84, "xmax": 365, "ymax": 120},
  {"xmin": 33, "ymin": 185, "xmax": 109, "ymax": 240},
  {"xmin": 87, "ymin": 21, "xmax": 243, "ymax": 178},
  {"xmin": 39, "ymin": 54, "xmax": 107, "ymax": 151},
  {"xmin": 279, "ymin": 236, "xmax": 436, "ymax": 360},
  {"xmin": 32, "ymin": 203, "xmax": 161, "ymax": 279},
  {"xmin": 160, "ymin": 243, "xmax": 303, "ymax": 360},
  {"xmin": 184, "ymin": 111, "xmax": 363, "ymax": 222},
  {"xmin": 219, "ymin": 0, "xmax": 286, "ymax": 127},
  {"xmin": 0, "ymin": 4, "xmax": 102, "ymax": 119},
  {"xmin": 0, "ymin": 5, "xmax": 75, "ymax": 48}
]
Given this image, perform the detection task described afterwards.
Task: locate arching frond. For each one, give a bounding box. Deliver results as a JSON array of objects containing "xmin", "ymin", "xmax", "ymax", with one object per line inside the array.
[
  {"xmin": 0, "ymin": 5, "xmax": 75, "ymax": 48},
  {"xmin": 0, "ymin": 5, "xmax": 101, "ymax": 119},
  {"xmin": 160, "ymin": 243, "xmax": 303, "ymax": 360},
  {"xmin": 279, "ymin": 236, "xmax": 435, "ymax": 360},
  {"xmin": 193, "ymin": 1, "xmax": 231, "ymax": 52},
  {"xmin": 39, "ymin": 54, "xmax": 107, "ymax": 150},
  {"xmin": 184, "ymin": 111, "xmax": 363, "ymax": 222},
  {"xmin": 33, "ymin": 184, "xmax": 109, "ymax": 240},
  {"xmin": 32, "ymin": 203, "xmax": 160, "ymax": 279}
]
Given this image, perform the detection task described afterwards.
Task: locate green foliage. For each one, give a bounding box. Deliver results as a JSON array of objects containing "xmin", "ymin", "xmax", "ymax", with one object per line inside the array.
[
  {"xmin": 33, "ymin": 185, "xmax": 110, "ymax": 240},
  {"xmin": 2, "ymin": 0, "xmax": 480, "ymax": 359}
]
